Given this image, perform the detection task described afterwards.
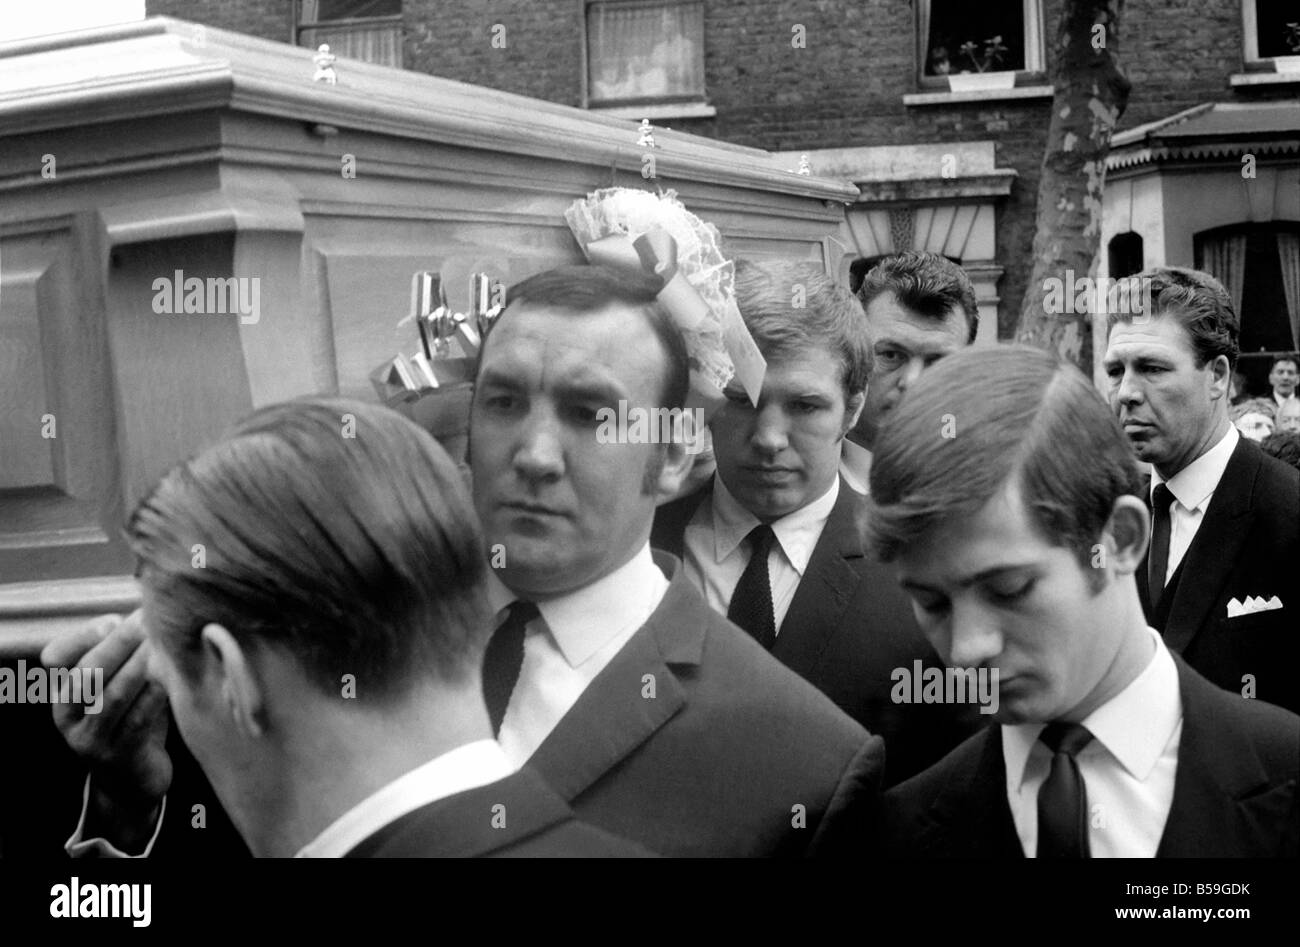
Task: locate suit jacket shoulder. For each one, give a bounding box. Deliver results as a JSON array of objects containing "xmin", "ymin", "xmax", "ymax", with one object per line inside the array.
[
  {"xmin": 345, "ymin": 767, "xmax": 653, "ymax": 858},
  {"xmin": 654, "ymin": 478, "xmax": 981, "ymax": 785},
  {"xmin": 1159, "ymin": 654, "xmax": 1300, "ymax": 857},
  {"xmin": 526, "ymin": 555, "xmax": 885, "ymax": 857}
]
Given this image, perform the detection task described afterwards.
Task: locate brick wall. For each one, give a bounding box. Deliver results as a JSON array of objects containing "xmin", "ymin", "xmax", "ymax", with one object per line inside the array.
[
  {"xmin": 147, "ymin": 0, "xmax": 293, "ymax": 43},
  {"xmin": 146, "ymin": 0, "xmax": 1296, "ymax": 336}
]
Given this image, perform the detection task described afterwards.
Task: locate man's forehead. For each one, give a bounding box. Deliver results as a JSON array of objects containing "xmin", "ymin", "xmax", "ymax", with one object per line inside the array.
[
  {"xmin": 1105, "ymin": 315, "xmax": 1195, "ymax": 360},
  {"xmin": 865, "ymin": 292, "xmax": 967, "ymax": 347},
  {"xmin": 896, "ymin": 481, "xmax": 1052, "ymax": 581}
]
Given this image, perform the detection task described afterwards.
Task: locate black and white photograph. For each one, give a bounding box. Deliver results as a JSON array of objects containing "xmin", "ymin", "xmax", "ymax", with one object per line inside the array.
[{"xmin": 0, "ymin": 0, "xmax": 1296, "ymax": 930}]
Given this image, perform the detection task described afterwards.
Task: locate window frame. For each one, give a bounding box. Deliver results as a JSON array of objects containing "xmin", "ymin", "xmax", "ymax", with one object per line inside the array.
[
  {"xmin": 1242, "ymin": 0, "xmax": 1300, "ymax": 68},
  {"xmin": 914, "ymin": 0, "xmax": 1046, "ymax": 90},
  {"xmin": 581, "ymin": 0, "xmax": 709, "ymax": 112},
  {"xmin": 293, "ymin": 1, "xmax": 404, "ymax": 69}
]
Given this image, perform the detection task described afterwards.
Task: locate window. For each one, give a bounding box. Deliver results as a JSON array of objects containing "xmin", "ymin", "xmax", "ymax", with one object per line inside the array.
[
  {"xmin": 1244, "ymin": 0, "xmax": 1300, "ymax": 63},
  {"xmin": 918, "ymin": 0, "xmax": 1043, "ymax": 80},
  {"xmin": 297, "ymin": 0, "xmax": 403, "ymax": 69},
  {"xmin": 585, "ymin": 0, "xmax": 706, "ymax": 108},
  {"xmin": 1195, "ymin": 224, "xmax": 1300, "ymax": 389},
  {"xmin": 1107, "ymin": 232, "xmax": 1144, "ymax": 280}
]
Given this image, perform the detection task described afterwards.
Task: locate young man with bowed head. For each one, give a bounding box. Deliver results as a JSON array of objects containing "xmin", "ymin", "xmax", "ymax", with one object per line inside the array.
[
  {"xmin": 49, "ymin": 398, "xmax": 646, "ymax": 857},
  {"xmin": 652, "ymin": 259, "xmax": 979, "ymax": 785},
  {"xmin": 870, "ymin": 345, "xmax": 1299, "ymax": 857},
  {"xmin": 1103, "ymin": 268, "xmax": 1300, "ymax": 713}
]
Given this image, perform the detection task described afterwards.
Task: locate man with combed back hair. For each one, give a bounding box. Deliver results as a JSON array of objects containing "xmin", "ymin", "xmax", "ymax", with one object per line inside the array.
[
  {"xmin": 51, "ymin": 397, "xmax": 647, "ymax": 857},
  {"xmin": 871, "ymin": 345, "xmax": 1299, "ymax": 857},
  {"xmin": 1103, "ymin": 266, "xmax": 1300, "ymax": 713}
]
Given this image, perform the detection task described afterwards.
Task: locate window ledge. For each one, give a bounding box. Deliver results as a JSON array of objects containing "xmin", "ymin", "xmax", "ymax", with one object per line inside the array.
[
  {"xmin": 588, "ymin": 102, "xmax": 718, "ymax": 121},
  {"xmin": 1230, "ymin": 71, "xmax": 1300, "ymax": 87},
  {"xmin": 903, "ymin": 85, "xmax": 1054, "ymax": 106}
]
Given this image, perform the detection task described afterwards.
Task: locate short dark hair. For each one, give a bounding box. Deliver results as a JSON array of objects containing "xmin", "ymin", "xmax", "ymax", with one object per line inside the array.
[
  {"xmin": 857, "ymin": 251, "xmax": 979, "ymax": 344},
  {"xmin": 733, "ymin": 259, "xmax": 872, "ymax": 396},
  {"xmin": 867, "ymin": 345, "xmax": 1144, "ymax": 585},
  {"xmin": 1107, "ymin": 266, "xmax": 1239, "ymax": 370},
  {"xmin": 1271, "ymin": 353, "xmax": 1299, "ymax": 372},
  {"xmin": 126, "ymin": 397, "xmax": 492, "ymax": 702},
  {"xmin": 491, "ymin": 263, "xmax": 690, "ymax": 412},
  {"xmin": 1261, "ymin": 431, "xmax": 1300, "ymax": 471}
]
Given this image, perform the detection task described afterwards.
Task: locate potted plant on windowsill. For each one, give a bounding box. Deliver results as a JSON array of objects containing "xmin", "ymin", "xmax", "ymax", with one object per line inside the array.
[
  {"xmin": 1274, "ymin": 23, "xmax": 1300, "ymax": 73},
  {"xmin": 947, "ymin": 35, "xmax": 1014, "ymax": 92}
]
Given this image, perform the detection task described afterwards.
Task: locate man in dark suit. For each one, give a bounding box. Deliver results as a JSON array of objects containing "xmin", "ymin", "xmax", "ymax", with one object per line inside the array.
[
  {"xmin": 653, "ymin": 260, "xmax": 979, "ymax": 785},
  {"xmin": 46, "ymin": 264, "xmax": 881, "ymax": 858},
  {"xmin": 465, "ymin": 263, "xmax": 882, "ymax": 856},
  {"xmin": 44, "ymin": 398, "xmax": 644, "ymax": 858},
  {"xmin": 869, "ymin": 345, "xmax": 1299, "ymax": 857},
  {"xmin": 841, "ymin": 251, "xmax": 980, "ymax": 495},
  {"xmin": 1103, "ymin": 267, "xmax": 1300, "ymax": 713}
]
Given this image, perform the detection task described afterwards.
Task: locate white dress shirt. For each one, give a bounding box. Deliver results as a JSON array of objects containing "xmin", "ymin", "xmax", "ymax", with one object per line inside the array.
[
  {"xmin": 1274, "ymin": 391, "xmax": 1298, "ymax": 411},
  {"xmin": 682, "ymin": 474, "xmax": 838, "ymax": 634},
  {"xmin": 839, "ymin": 440, "xmax": 872, "ymax": 496},
  {"xmin": 487, "ymin": 542, "xmax": 669, "ymax": 769},
  {"xmin": 1150, "ymin": 424, "xmax": 1238, "ymax": 584},
  {"xmin": 296, "ymin": 739, "xmax": 513, "ymax": 857},
  {"xmin": 1002, "ymin": 628, "xmax": 1182, "ymax": 858}
]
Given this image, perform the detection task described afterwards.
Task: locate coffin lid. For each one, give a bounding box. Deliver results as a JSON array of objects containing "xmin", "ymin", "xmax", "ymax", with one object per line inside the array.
[{"xmin": 0, "ymin": 16, "xmax": 858, "ymax": 202}]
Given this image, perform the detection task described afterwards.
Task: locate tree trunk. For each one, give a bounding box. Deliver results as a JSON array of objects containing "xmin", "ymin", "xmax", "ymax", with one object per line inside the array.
[{"xmin": 1015, "ymin": 0, "xmax": 1131, "ymax": 377}]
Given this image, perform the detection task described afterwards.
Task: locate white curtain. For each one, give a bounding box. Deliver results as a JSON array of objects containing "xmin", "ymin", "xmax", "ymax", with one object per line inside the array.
[
  {"xmin": 300, "ymin": 1, "xmax": 401, "ymax": 68},
  {"xmin": 1200, "ymin": 233, "xmax": 1248, "ymax": 318},
  {"xmin": 588, "ymin": 1, "xmax": 704, "ymax": 103},
  {"xmin": 1279, "ymin": 232, "xmax": 1300, "ymax": 349}
]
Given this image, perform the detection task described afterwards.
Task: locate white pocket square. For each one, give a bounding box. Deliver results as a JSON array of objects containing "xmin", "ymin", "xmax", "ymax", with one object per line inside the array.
[{"xmin": 1226, "ymin": 595, "xmax": 1284, "ymax": 618}]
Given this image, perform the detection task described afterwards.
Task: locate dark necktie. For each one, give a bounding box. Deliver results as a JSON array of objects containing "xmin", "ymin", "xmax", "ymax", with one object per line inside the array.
[
  {"xmin": 1036, "ymin": 722, "xmax": 1095, "ymax": 858},
  {"xmin": 481, "ymin": 601, "xmax": 538, "ymax": 737},
  {"xmin": 1148, "ymin": 484, "xmax": 1174, "ymax": 610},
  {"xmin": 727, "ymin": 524, "xmax": 777, "ymax": 649}
]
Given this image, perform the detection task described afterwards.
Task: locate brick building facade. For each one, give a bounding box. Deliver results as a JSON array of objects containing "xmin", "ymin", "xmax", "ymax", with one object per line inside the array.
[{"xmin": 146, "ymin": 1, "xmax": 1300, "ymax": 349}]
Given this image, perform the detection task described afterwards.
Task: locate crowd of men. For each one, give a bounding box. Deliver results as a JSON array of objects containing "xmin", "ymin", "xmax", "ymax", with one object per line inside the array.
[{"xmin": 40, "ymin": 251, "xmax": 1299, "ymax": 858}]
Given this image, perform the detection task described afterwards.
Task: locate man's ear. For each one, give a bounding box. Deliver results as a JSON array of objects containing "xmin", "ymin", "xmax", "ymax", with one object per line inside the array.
[
  {"xmin": 842, "ymin": 390, "xmax": 866, "ymax": 437},
  {"xmin": 199, "ymin": 624, "xmax": 266, "ymax": 739},
  {"xmin": 649, "ymin": 437, "xmax": 695, "ymax": 504},
  {"xmin": 1207, "ymin": 354, "xmax": 1232, "ymax": 401},
  {"xmin": 1101, "ymin": 495, "xmax": 1150, "ymax": 576}
]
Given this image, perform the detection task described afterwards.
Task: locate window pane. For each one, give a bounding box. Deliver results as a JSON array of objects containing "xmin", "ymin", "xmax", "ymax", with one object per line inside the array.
[
  {"xmin": 587, "ymin": 1, "xmax": 705, "ymax": 104},
  {"xmin": 300, "ymin": 22, "xmax": 403, "ymax": 67},
  {"xmin": 925, "ymin": 0, "xmax": 1026, "ymax": 76},
  {"xmin": 308, "ymin": 0, "xmax": 401, "ymax": 22},
  {"xmin": 1256, "ymin": 0, "xmax": 1300, "ymax": 59}
]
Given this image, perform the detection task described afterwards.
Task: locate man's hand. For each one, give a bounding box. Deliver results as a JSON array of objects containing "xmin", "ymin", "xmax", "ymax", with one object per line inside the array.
[{"xmin": 41, "ymin": 611, "xmax": 173, "ymax": 852}]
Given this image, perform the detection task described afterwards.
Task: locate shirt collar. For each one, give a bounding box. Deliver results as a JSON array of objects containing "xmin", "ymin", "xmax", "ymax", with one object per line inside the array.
[
  {"xmin": 1002, "ymin": 627, "xmax": 1182, "ymax": 789},
  {"xmin": 840, "ymin": 440, "xmax": 873, "ymax": 495},
  {"xmin": 1151, "ymin": 424, "xmax": 1238, "ymax": 512},
  {"xmin": 295, "ymin": 739, "xmax": 514, "ymax": 857},
  {"xmin": 708, "ymin": 473, "xmax": 839, "ymax": 574},
  {"xmin": 486, "ymin": 541, "xmax": 666, "ymax": 669}
]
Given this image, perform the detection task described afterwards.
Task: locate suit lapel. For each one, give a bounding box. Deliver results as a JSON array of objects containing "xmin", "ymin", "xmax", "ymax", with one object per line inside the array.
[
  {"xmin": 526, "ymin": 555, "xmax": 696, "ymax": 802},
  {"xmin": 772, "ymin": 478, "xmax": 867, "ymax": 675},
  {"xmin": 1157, "ymin": 655, "xmax": 1285, "ymax": 857},
  {"xmin": 918, "ymin": 727, "xmax": 1023, "ymax": 857},
  {"xmin": 1161, "ymin": 440, "xmax": 1258, "ymax": 653}
]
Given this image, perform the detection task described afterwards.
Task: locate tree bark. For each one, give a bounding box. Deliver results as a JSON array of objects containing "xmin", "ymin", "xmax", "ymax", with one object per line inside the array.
[{"xmin": 1015, "ymin": 0, "xmax": 1131, "ymax": 377}]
